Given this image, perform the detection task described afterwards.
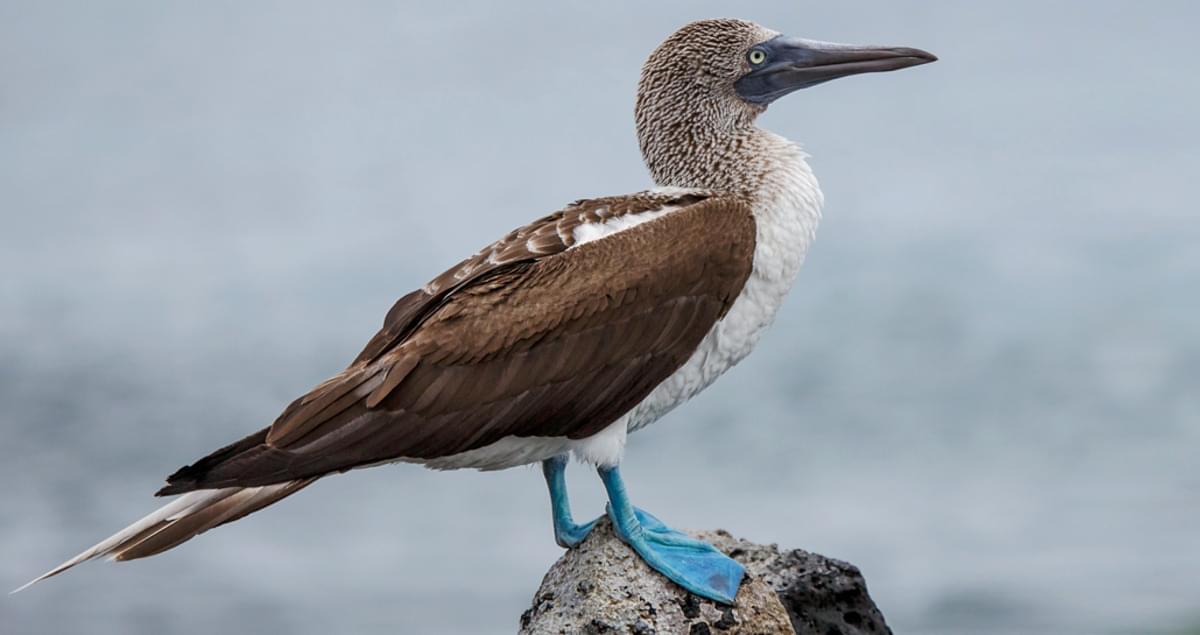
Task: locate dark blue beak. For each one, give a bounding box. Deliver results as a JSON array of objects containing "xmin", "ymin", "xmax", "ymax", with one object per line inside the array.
[{"xmin": 735, "ymin": 36, "xmax": 936, "ymax": 105}]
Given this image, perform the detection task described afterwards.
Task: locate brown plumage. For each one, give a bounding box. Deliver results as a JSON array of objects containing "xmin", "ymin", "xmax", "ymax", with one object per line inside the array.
[
  {"xmin": 160, "ymin": 191, "xmax": 755, "ymax": 493},
  {"xmin": 19, "ymin": 189, "xmax": 756, "ymax": 589}
]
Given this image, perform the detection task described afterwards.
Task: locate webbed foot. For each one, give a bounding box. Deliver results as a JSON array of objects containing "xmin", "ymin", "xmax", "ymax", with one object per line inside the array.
[{"xmin": 598, "ymin": 467, "xmax": 745, "ymax": 604}]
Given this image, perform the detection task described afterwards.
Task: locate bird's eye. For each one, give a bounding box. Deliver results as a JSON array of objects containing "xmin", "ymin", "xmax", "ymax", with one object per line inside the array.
[{"xmin": 748, "ymin": 49, "xmax": 767, "ymax": 65}]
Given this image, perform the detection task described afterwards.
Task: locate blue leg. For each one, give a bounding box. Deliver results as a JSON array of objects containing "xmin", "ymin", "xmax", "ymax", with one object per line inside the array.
[
  {"xmin": 597, "ymin": 465, "xmax": 745, "ymax": 605},
  {"xmin": 542, "ymin": 455, "xmax": 596, "ymax": 548}
]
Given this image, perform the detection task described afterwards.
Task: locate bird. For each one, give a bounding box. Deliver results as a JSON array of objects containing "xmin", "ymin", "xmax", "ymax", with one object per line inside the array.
[{"xmin": 16, "ymin": 18, "xmax": 934, "ymax": 603}]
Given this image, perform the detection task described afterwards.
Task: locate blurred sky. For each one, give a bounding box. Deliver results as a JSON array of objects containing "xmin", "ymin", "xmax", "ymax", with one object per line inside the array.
[{"xmin": 2, "ymin": 2, "xmax": 1198, "ymax": 634}]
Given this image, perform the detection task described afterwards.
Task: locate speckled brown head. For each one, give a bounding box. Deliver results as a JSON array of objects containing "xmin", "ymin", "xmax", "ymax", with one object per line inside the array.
[{"xmin": 636, "ymin": 18, "xmax": 935, "ymax": 190}]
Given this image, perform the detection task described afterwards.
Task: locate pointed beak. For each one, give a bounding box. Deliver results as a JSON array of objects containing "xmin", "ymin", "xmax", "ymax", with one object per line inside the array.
[{"xmin": 735, "ymin": 36, "xmax": 937, "ymax": 105}]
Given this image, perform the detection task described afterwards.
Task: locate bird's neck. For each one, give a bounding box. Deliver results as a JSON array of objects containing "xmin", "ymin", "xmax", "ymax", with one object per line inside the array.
[
  {"xmin": 642, "ymin": 116, "xmax": 823, "ymax": 269},
  {"xmin": 638, "ymin": 120, "xmax": 793, "ymax": 202}
]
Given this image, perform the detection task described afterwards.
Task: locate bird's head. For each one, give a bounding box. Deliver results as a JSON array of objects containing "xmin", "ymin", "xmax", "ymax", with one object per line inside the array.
[{"xmin": 636, "ymin": 18, "xmax": 935, "ymax": 187}]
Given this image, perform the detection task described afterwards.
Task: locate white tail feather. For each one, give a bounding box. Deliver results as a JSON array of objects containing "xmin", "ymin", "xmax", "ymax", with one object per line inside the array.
[{"xmin": 13, "ymin": 481, "xmax": 310, "ymax": 593}]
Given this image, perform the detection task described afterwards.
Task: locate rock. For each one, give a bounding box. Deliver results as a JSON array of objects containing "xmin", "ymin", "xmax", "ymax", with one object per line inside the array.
[
  {"xmin": 519, "ymin": 518, "xmax": 890, "ymax": 635},
  {"xmin": 519, "ymin": 519, "xmax": 792, "ymax": 635},
  {"xmin": 697, "ymin": 530, "xmax": 891, "ymax": 635}
]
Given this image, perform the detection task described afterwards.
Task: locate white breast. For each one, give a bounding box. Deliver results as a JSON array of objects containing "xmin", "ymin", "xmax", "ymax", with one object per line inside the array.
[{"xmin": 626, "ymin": 137, "xmax": 823, "ymax": 432}]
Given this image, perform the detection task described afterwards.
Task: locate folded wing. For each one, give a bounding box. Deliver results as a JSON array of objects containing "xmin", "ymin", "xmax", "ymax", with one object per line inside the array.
[{"xmin": 159, "ymin": 191, "xmax": 756, "ymax": 494}]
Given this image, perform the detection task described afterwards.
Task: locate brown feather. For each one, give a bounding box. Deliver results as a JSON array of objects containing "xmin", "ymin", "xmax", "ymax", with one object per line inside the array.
[
  {"xmin": 159, "ymin": 192, "xmax": 755, "ymax": 492},
  {"xmin": 118, "ymin": 479, "xmax": 316, "ymax": 560},
  {"xmin": 365, "ymin": 353, "xmax": 420, "ymax": 408}
]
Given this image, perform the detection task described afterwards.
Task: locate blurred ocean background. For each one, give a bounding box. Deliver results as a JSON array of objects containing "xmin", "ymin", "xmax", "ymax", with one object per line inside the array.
[{"xmin": 2, "ymin": 2, "xmax": 1197, "ymax": 634}]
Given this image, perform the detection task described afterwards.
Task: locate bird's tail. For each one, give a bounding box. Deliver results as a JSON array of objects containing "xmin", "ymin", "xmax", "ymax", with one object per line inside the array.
[{"xmin": 12, "ymin": 478, "xmax": 316, "ymax": 593}]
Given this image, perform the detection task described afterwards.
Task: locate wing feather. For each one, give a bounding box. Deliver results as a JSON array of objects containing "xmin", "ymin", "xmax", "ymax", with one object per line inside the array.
[{"xmin": 159, "ymin": 191, "xmax": 754, "ymax": 494}]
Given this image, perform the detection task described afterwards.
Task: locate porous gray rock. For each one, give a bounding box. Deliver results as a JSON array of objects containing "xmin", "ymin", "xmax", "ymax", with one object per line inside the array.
[
  {"xmin": 519, "ymin": 518, "xmax": 890, "ymax": 635},
  {"xmin": 698, "ymin": 530, "xmax": 891, "ymax": 635}
]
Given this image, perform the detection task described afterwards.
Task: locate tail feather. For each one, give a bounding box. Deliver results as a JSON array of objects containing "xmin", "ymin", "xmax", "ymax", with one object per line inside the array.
[{"xmin": 12, "ymin": 478, "xmax": 316, "ymax": 593}]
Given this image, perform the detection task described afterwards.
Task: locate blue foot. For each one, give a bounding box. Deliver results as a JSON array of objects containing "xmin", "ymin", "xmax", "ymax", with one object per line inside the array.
[
  {"xmin": 542, "ymin": 456, "xmax": 597, "ymax": 548},
  {"xmin": 599, "ymin": 466, "xmax": 745, "ymax": 605},
  {"xmin": 554, "ymin": 516, "xmax": 596, "ymax": 548}
]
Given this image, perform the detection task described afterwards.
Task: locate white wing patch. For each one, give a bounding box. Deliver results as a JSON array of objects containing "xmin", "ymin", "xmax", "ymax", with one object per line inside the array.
[{"xmin": 571, "ymin": 205, "xmax": 679, "ymax": 247}]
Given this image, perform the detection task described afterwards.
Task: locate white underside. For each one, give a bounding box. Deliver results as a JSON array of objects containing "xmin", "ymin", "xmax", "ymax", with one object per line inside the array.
[
  {"xmin": 419, "ymin": 414, "xmax": 630, "ymax": 471},
  {"xmin": 418, "ymin": 135, "xmax": 823, "ymax": 471}
]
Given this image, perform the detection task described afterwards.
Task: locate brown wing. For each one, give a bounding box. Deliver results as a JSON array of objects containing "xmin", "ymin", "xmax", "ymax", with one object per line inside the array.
[
  {"xmin": 158, "ymin": 192, "xmax": 754, "ymax": 495},
  {"xmin": 351, "ymin": 189, "xmax": 711, "ymax": 365}
]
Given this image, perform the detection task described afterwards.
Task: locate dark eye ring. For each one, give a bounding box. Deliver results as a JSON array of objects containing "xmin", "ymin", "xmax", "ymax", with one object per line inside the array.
[{"xmin": 748, "ymin": 49, "xmax": 767, "ymax": 65}]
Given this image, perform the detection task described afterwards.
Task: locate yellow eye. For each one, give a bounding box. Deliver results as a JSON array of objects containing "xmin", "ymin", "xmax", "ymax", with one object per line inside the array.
[{"xmin": 749, "ymin": 49, "xmax": 766, "ymax": 65}]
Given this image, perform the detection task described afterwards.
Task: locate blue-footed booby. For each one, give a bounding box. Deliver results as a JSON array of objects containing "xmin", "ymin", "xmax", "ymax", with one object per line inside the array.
[{"xmin": 16, "ymin": 19, "xmax": 934, "ymax": 603}]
